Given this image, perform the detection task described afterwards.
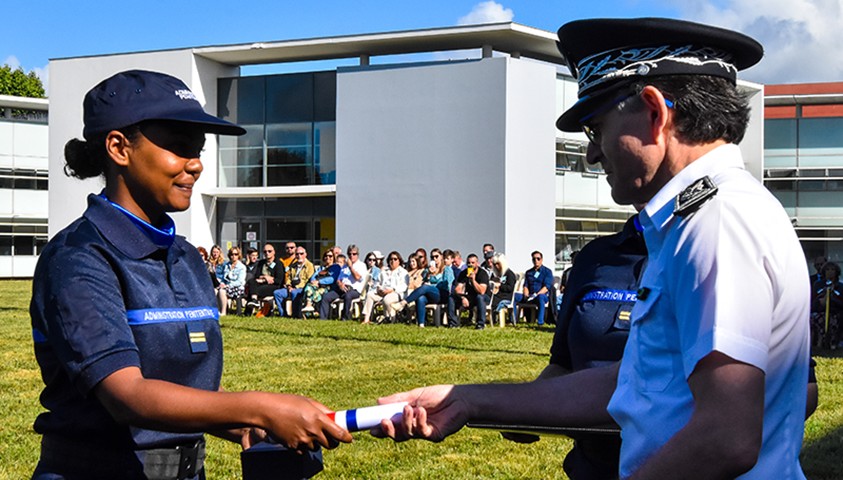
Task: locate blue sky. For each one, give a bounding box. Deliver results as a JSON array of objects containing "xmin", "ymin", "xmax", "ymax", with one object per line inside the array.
[{"xmin": 4, "ymin": 0, "xmax": 841, "ymax": 93}]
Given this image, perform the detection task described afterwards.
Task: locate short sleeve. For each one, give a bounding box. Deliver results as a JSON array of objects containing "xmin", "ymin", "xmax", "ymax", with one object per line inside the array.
[
  {"xmin": 37, "ymin": 247, "xmax": 140, "ymax": 395},
  {"xmin": 671, "ymin": 201, "xmax": 772, "ymax": 377}
]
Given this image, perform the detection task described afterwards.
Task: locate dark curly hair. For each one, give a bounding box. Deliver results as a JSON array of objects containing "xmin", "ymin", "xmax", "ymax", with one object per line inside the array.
[
  {"xmin": 63, "ymin": 124, "xmax": 142, "ymax": 179},
  {"xmin": 627, "ymin": 75, "xmax": 751, "ymax": 145}
]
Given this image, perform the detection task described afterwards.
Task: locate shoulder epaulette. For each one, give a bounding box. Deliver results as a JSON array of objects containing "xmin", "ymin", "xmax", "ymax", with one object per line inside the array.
[{"xmin": 674, "ymin": 176, "xmax": 718, "ymax": 217}]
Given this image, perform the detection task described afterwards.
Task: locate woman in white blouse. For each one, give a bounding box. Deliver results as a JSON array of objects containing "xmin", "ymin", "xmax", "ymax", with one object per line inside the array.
[{"xmin": 361, "ymin": 251, "xmax": 409, "ymax": 324}]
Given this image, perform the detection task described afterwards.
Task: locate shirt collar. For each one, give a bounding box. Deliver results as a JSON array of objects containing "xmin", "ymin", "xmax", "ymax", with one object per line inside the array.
[
  {"xmin": 98, "ymin": 192, "xmax": 176, "ymax": 248},
  {"xmin": 83, "ymin": 193, "xmax": 174, "ymax": 259},
  {"xmin": 641, "ymin": 143, "xmax": 743, "ymax": 234}
]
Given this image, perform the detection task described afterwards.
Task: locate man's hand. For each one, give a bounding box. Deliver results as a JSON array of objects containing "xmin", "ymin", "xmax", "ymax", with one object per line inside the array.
[{"xmin": 370, "ymin": 385, "xmax": 468, "ymax": 442}]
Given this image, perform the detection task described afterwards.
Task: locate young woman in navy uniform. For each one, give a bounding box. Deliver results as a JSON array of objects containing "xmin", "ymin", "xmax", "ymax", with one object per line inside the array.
[{"xmin": 30, "ymin": 70, "xmax": 351, "ymax": 479}]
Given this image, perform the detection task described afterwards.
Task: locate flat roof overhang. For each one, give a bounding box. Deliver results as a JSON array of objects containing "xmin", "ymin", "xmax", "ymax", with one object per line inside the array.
[
  {"xmin": 192, "ymin": 22, "xmax": 564, "ymax": 66},
  {"xmin": 203, "ymin": 185, "xmax": 336, "ymax": 199},
  {"xmin": 0, "ymin": 94, "xmax": 49, "ymax": 110},
  {"xmin": 766, "ymin": 94, "xmax": 843, "ymax": 106}
]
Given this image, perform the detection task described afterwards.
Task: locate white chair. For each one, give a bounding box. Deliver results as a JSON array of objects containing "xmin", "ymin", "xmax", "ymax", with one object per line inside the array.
[{"xmin": 497, "ymin": 273, "xmax": 524, "ymax": 327}]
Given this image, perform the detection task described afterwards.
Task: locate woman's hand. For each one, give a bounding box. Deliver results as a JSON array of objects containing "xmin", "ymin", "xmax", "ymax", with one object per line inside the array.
[{"xmin": 258, "ymin": 393, "xmax": 352, "ymax": 451}]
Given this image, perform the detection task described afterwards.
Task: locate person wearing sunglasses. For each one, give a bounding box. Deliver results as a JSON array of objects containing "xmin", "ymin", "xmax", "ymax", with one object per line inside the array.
[
  {"xmin": 245, "ymin": 243, "xmax": 285, "ymax": 316},
  {"xmin": 394, "ymin": 248, "xmax": 455, "ymax": 327},
  {"xmin": 375, "ymin": 18, "xmax": 811, "ymax": 480},
  {"xmin": 361, "ymin": 251, "xmax": 409, "ymax": 324},
  {"xmin": 274, "ymin": 247, "xmax": 315, "ymax": 318},
  {"xmin": 217, "ymin": 247, "xmax": 247, "ymax": 316},
  {"xmin": 512, "ymin": 251, "xmax": 554, "ymax": 326},
  {"xmin": 446, "ymin": 253, "xmax": 490, "ymax": 329},
  {"xmin": 319, "ymin": 245, "xmax": 367, "ymax": 320},
  {"xmin": 280, "ymin": 242, "xmax": 298, "ymax": 268},
  {"xmin": 301, "ymin": 250, "xmax": 340, "ymax": 315}
]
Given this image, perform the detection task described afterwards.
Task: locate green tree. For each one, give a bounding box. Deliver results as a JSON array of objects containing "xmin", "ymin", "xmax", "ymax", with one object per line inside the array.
[{"xmin": 0, "ymin": 64, "xmax": 46, "ymax": 98}]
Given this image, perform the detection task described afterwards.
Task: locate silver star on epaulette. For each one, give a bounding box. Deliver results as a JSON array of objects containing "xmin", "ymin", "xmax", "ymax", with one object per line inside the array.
[{"xmin": 674, "ymin": 176, "xmax": 718, "ymax": 216}]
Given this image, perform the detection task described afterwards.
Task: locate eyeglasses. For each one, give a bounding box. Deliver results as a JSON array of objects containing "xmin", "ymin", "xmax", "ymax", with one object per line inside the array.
[
  {"xmin": 349, "ymin": 252, "xmax": 359, "ymax": 256},
  {"xmin": 532, "ymin": 257, "xmax": 542, "ymax": 261},
  {"xmin": 263, "ymin": 250, "xmax": 273, "ymax": 254},
  {"xmin": 365, "ymin": 257, "xmax": 375, "ymax": 262},
  {"xmin": 581, "ymin": 93, "xmax": 674, "ymax": 144},
  {"xmin": 431, "ymin": 254, "xmax": 441, "ymax": 259},
  {"xmin": 324, "ymin": 254, "xmax": 334, "ymax": 258},
  {"xmin": 230, "ymin": 253, "xmax": 240, "ymax": 257}
]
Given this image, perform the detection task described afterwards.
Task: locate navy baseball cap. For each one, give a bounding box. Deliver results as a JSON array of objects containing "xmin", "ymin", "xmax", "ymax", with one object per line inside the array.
[
  {"xmin": 556, "ymin": 18, "xmax": 763, "ymax": 132},
  {"xmin": 82, "ymin": 69, "xmax": 246, "ymax": 139}
]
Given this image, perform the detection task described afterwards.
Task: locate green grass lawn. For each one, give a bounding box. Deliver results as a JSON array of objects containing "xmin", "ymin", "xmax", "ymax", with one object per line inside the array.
[{"xmin": 2, "ymin": 278, "xmax": 842, "ymax": 479}]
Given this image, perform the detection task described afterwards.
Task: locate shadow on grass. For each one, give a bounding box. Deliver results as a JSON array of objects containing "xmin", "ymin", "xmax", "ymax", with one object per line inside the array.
[
  {"xmin": 812, "ymin": 347, "xmax": 843, "ymax": 360},
  {"xmin": 802, "ymin": 423, "xmax": 843, "ymax": 480},
  {"xmin": 224, "ymin": 323, "xmax": 551, "ymax": 358},
  {"xmin": 0, "ymin": 306, "xmax": 27, "ymax": 312}
]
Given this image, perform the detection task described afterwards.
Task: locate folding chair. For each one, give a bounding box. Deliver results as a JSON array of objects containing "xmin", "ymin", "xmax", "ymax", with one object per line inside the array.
[{"xmin": 498, "ymin": 273, "xmax": 524, "ymax": 326}]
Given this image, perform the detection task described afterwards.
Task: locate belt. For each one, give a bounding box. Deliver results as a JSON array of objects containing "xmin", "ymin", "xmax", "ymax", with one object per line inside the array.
[
  {"xmin": 38, "ymin": 435, "xmax": 205, "ymax": 480},
  {"xmin": 141, "ymin": 438, "xmax": 205, "ymax": 480}
]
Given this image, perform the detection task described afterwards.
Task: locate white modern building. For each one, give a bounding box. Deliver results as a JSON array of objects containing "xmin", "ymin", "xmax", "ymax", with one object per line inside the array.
[
  {"xmin": 0, "ymin": 94, "xmax": 49, "ymax": 278},
  {"xmin": 46, "ymin": 23, "xmax": 764, "ymax": 274}
]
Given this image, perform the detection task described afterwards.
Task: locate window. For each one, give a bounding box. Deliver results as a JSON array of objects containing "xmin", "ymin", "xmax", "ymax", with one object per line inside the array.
[
  {"xmin": 0, "ymin": 169, "xmax": 48, "ymax": 190},
  {"xmin": 217, "ymin": 72, "xmax": 337, "ymax": 188},
  {"xmin": 0, "ymin": 219, "xmax": 48, "ymax": 256}
]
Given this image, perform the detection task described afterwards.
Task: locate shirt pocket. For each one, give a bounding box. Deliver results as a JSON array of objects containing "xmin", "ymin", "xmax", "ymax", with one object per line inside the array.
[{"xmin": 630, "ymin": 287, "xmax": 675, "ymax": 392}]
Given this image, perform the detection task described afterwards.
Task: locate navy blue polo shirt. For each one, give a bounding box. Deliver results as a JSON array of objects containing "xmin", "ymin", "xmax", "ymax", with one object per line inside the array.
[
  {"xmin": 30, "ymin": 194, "xmax": 222, "ymax": 450},
  {"xmin": 549, "ymin": 215, "xmax": 647, "ymax": 371},
  {"xmin": 524, "ymin": 265, "xmax": 554, "ymax": 295}
]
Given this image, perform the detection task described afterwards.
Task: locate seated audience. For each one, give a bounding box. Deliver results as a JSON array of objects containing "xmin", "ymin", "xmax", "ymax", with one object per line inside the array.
[
  {"xmin": 482, "ymin": 249, "xmax": 500, "ymax": 285},
  {"xmin": 366, "ymin": 251, "xmax": 385, "ymax": 289},
  {"xmin": 406, "ymin": 256, "xmax": 426, "ymax": 294},
  {"xmin": 302, "ymin": 250, "xmax": 340, "ymax": 314},
  {"xmin": 451, "ymin": 250, "xmax": 466, "ymax": 280},
  {"xmin": 244, "ymin": 247, "xmax": 259, "ymax": 284},
  {"xmin": 319, "ymin": 245, "xmax": 367, "ymax": 320},
  {"xmin": 274, "ymin": 246, "xmax": 315, "ymax": 317},
  {"xmin": 280, "ymin": 242, "xmax": 297, "ymax": 268},
  {"xmin": 514, "ymin": 250, "xmax": 554, "ymax": 325},
  {"xmin": 208, "ymin": 244, "xmax": 225, "ymax": 288},
  {"xmin": 812, "ymin": 260, "xmax": 843, "ymax": 348},
  {"xmin": 396, "ymin": 248, "xmax": 454, "ymax": 327},
  {"xmin": 217, "ymin": 247, "xmax": 247, "ymax": 316},
  {"xmin": 490, "ymin": 252, "xmax": 517, "ymax": 321},
  {"xmin": 447, "ymin": 253, "xmax": 490, "ymax": 329},
  {"xmin": 246, "ymin": 243, "xmax": 285, "ymax": 316},
  {"xmin": 414, "ymin": 248, "xmax": 429, "ymax": 271},
  {"xmin": 361, "ymin": 251, "xmax": 409, "ymax": 324}
]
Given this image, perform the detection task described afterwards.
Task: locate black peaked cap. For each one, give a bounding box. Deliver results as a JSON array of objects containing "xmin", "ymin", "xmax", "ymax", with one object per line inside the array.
[{"xmin": 556, "ymin": 17, "xmax": 763, "ymax": 132}]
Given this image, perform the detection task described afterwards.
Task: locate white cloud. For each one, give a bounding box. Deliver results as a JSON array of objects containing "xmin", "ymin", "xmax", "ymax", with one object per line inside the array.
[
  {"xmin": 3, "ymin": 55, "xmax": 22, "ymax": 70},
  {"xmin": 458, "ymin": 1, "xmax": 514, "ymax": 25},
  {"xmin": 675, "ymin": 0, "xmax": 843, "ymax": 84},
  {"xmin": 33, "ymin": 65, "xmax": 50, "ymax": 96}
]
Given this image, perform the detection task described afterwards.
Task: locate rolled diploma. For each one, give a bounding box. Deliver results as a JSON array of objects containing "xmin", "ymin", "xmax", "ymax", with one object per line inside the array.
[{"xmin": 328, "ymin": 402, "xmax": 408, "ymax": 432}]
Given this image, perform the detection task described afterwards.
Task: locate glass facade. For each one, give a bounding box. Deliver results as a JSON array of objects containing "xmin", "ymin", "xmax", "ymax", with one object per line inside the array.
[
  {"xmin": 765, "ymin": 114, "xmax": 843, "ymax": 262},
  {"xmin": 556, "ymin": 140, "xmax": 603, "ymax": 174},
  {"xmin": 215, "ymin": 197, "xmax": 336, "ymax": 260},
  {"xmin": 554, "ymin": 207, "xmax": 632, "ymax": 266},
  {"xmin": 217, "ymin": 72, "xmax": 337, "ymax": 187},
  {"xmin": 764, "ymin": 117, "xmax": 843, "ymax": 221}
]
